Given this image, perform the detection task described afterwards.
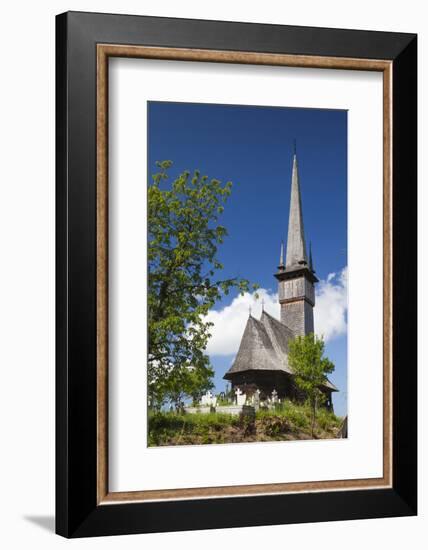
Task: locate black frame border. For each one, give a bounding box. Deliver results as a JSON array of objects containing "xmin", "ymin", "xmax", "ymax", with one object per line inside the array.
[{"xmin": 56, "ymin": 11, "xmax": 417, "ymax": 538}]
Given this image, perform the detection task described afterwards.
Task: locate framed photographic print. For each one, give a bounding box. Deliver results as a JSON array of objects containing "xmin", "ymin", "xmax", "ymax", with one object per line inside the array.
[{"xmin": 56, "ymin": 11, "xmax": 417, "ymax": 538}]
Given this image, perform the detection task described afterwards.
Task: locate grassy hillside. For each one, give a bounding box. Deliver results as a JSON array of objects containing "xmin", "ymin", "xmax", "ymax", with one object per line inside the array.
[{"xmin": 148, "ymin": 400, "xmax": 343, "ymax": 446}]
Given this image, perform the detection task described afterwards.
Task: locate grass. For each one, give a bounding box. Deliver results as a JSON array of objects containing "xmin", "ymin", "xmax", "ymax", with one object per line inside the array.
[
  {"xmin": 148, "ymin": 411, "xmax": 239, "ymax": 446},
  {"xmin": 148, "ymin": 400, "xmax": 343, "ymax": 446},
  {"xmin": 257, "ymin": 400, "xmax": 311, "ymax": 429}
]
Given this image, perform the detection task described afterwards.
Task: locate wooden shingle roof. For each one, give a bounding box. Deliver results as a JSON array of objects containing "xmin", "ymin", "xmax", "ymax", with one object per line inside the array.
[
  {"xmin": 223, "ymin": 315, "xmax": 282, "ymax": 379},
  {"xmin": 223, "ymin": 310, "xmax": 338, "ymax": 392}
]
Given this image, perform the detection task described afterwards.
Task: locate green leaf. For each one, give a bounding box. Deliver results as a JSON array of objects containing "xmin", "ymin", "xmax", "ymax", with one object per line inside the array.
[{"xmin": 147, "ymin": 160, "xmax": 259, "ymax": 408}]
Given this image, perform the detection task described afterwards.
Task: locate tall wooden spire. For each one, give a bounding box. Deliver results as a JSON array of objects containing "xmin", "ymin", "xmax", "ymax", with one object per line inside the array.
[
  {"xmin": 275, "ymin": 146, "xmax": 318, "ymax": 336},
  {"xmin": 285, "ymin": 150, "xmax": 308, "ymax": 268}
]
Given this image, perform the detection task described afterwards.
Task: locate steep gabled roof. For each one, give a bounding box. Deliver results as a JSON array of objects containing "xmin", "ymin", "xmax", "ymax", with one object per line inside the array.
[
  {"xmin": 260, "ymin": 310, "xmax": 294, "ymax": 374},
  {"xmin": 224, "ymin": 310, "xmax": 338, "ymax": 392},
  {"xmin": 322, "ymin": 378, "xmax": 338, "ymax": 391},
  {"xmin": 223, "ymin": 315, "xmax": 285, "ymax": 379}
]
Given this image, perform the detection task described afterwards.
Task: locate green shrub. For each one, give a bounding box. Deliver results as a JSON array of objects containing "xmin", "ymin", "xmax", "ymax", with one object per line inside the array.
[{"xmin": 255, "ymin": 400, "xmax": 340, "ymax": 434}]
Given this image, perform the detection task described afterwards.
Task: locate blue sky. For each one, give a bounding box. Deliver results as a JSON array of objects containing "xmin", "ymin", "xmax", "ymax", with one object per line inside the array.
[{"xmin": 148, "ymin": 101, "xmax": 348, "ymax": 416}]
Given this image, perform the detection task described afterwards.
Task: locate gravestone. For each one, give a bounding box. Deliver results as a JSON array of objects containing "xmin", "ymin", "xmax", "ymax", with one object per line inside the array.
[
  {"xmin": 200, "ymin": 390, "xmax": 217, "ymax": 407},
  {"xmin": 251, "ymin": 389, "xmax": 261, "ymax": 411},
  {"xmin": 235, "ymin": 388, "xmax": 246, "ymax": 406}
]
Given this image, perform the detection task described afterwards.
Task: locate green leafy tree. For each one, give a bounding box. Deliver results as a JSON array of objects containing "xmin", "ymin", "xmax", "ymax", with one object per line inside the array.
[
  {"xmin": 162, "ymin": 366, "xmax": 212, "ymax": 412},
  {"xmin": 287, "ymin": 333, "xmax": 335, "ymax": 437},
  {"xmin": 148, "ymin": 160, "xmax": 258, "ymax": 409}
]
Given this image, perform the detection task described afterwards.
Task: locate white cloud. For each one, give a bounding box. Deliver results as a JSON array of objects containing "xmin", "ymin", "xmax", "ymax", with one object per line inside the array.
[
  {"xmin": 204, "ymin": 289, "xmax": 279, "ymax": 356},
  {"xmin": 314, "ymin": 267, "xmax": 348, "ymax": 342},
  {"xmin": 204, "ymin": 267, "xmax": 348, "ymax": 357}
]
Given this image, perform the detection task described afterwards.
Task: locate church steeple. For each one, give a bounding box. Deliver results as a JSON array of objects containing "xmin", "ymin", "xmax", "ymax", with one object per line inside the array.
[
  {"xmin": 274, "ymin": 145, "xmax": 318, "ymax": 337},
  {"xmin": 285, "ymin": 149, "xmax": 308, "ymax": 268}
]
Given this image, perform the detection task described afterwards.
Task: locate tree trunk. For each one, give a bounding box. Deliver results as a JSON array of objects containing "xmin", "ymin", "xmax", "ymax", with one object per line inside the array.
[{"xmin": 311, "ymin": 396, "xmax": 317, "ymax": 438}]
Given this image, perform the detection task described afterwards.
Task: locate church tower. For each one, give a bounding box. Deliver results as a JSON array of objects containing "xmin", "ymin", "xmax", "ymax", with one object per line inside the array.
[{"xmin": 275, "ymin": 148, "xmax": 318, "ymax": 336}]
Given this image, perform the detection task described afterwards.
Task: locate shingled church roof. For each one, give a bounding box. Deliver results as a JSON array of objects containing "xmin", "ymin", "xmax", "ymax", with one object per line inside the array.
[
  {"xmin": 224, "ymin": 315, "xmax": 284, "ymax": 378},
  {"xmin": 224, "ymin": 310, "xmax": 337, "ymax": 391}
]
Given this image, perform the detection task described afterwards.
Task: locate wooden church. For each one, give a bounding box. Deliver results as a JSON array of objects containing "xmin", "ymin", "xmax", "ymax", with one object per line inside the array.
[{"xmin": 223, "ymin": 149, "xmax": 338, "ymax": 410}]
